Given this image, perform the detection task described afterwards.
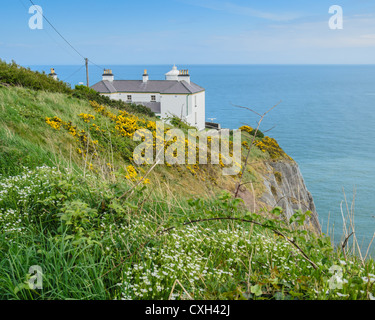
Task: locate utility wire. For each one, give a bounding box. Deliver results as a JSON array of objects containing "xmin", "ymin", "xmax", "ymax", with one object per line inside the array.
[
  {"xmin": 88, "ymin": 59, "xmax": 105, "ymax": 71},
  {"xmin": 62, "ymin": 65, "xmax": 85, "ymax": 82},
  {"xmin": 25, "ymin": 0, "xmax": 107, "ymax": 83},
  {"xmin": 18, "ymin": 0, "xmax": 80, "ymax": 63},
  {"xmin": 28, "ymin": 0, "xmax": 105, "ymax": 71},
  {"xmin": 28, "ymin": 0, "xmax": 85, "ymax": 59}
]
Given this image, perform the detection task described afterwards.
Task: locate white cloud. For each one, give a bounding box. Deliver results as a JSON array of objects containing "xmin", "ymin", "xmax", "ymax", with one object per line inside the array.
[{"xmin": 360, "ymin": 34, "xmax": 375, "ymax": 39}]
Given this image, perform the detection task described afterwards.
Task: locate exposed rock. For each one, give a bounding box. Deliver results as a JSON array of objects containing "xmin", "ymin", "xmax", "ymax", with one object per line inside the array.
[
  {"xmin": 258, "ymin": 160, "xmax": 321, "ymax": 234},
  {"xmin": 236, "ymin": 184, "xmax": 257, "ymax": 213}
]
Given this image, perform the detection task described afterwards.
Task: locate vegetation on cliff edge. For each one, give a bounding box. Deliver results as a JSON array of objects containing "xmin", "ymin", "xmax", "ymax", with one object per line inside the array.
[{"xmin": 0, "ymin": 63, "xmax": 374, "ymax": 300}]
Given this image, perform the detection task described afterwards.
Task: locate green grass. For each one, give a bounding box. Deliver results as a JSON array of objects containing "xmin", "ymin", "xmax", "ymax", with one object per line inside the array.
[
  {"xmin": 1, "ymin": 67, "xmax": 375, "ymax": 300},
  {"xmin": 0, "ymin": 60, "xmax": 72, "ymax": 94},
  {"xmin": 1, "ymin": 166, "xmax": 375, "ymax": 300},
  {"xmin": 0, "ymin": 59, "xmax": 155, "ymax": 117}
]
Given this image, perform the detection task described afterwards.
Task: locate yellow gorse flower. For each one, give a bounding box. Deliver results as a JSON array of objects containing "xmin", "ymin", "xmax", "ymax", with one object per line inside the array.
[
  {"xmin": 79, "ymin": 113, "xmax": 95, "ymax": 123},
  {"xmin": 125, "ymin": 165, "xmax": 138, "ymax": 182},
  {"xmin": 45, "ymin": 115, "xmax": 101, "ymax": 159},
  {"xmin": 255, "ymin": 136, "xmax": 293, "ymax": 160},
  {"xmin": 45, "ymin": 117, "xmax": 63, "ymax": 130},
  {"xmin": 239, "ymin": 125, "xmax": 254, "ymax": 135},
  {"xmin": 125, "ymin": 165, "xmax": 151, "ymax": 184}
]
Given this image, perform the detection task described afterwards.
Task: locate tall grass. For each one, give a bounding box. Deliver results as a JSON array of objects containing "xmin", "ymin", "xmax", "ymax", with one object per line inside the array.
[
  {"xmin": 1, "ymin": 82, "xmax": 375, "ymax": 300},
  {"xmin": 0, "ymin": 164, "xmax": 375, "ymax": 300}
]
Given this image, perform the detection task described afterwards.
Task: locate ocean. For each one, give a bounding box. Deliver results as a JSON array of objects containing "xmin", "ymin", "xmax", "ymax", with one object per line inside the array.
[{"xmin": 28, "ymin": 64, "xmax": 375, "ymax": 252}]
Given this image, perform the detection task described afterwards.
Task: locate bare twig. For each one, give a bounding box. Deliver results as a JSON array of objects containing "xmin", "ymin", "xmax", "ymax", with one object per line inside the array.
[
  {"xmin": 159, "ymin": 216, "xmax": 318, "ymax": 270},
  {"xmin": 168, "ymin": 279, "xmax": 194, "ymax": 300},
  {"xmin": 233, "ymin": 101, "xmax": 282, "ymax": 198},
  {"xmin": 341, "ymin": 232, "xmax": 354, "ymax": 261},
  {"xmin": 100, "ymin": 215, "xmax": 319, "ymax": 281},
  {"xmin": 118, "ymin": 159, "xmax": 160, "ymax": 200},
  {"xmin": 364, "ymin": 232, "xmax": 375, "ymax": 261},
  {"xmin": 232, "ymin": 104, "xmax": 262, "ymax": 117},
  {"xmin": 262, "ymin": 125, "xmax": 277, "ymax": 133},
  {"xmin": 342, "ymin": 188, "xmax": 365, "ymax": 266},
  {"xmin": 250, "ymin": 182, "xmax": 256, "ymax": 213}
]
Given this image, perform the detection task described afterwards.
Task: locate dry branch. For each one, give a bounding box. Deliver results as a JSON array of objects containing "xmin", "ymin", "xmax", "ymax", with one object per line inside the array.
[
  {"xmin": 159, "ymin": 216, "xmax": 318, "ymax": 270},
  {"xmin": 233, "ymin": 101, "xmax": 282, "ymax": 198}
]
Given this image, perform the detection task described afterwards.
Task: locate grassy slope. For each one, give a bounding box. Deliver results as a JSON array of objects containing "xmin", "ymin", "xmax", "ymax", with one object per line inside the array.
[
  {"xmin": 0, "ymin": 84, "xmax": 374, "ymax": 300},
  {"xmin": 1, "ymin": 86, "xmax": 88, "ymax": 173},
  {"xmin": 0, "ymin": 85, "xmax": 268, "ymax": 199}
]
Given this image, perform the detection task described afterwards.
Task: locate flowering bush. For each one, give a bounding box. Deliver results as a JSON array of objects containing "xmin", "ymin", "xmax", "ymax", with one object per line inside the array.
[
  {"xmin": 255, "ymin": 136, "xmax": 293, "ymax": 160},
  {"xmin": 78, "ymin": 113, "xmax": 95, "ymax": 123},
  {"xmin": 239, "ymin": 125, "xmax": 264, "ymax": 139},
  {"xmin": 0, "ymin": 166, "xmax": 61, "ymax": 240},
  {"xmin": 1, "ymin": 165, "xmax": 375, "ymax": 300}
]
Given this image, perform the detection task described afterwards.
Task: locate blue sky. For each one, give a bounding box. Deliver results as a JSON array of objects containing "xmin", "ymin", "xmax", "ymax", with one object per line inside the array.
[{"xmin": 2, "ymin": 0, "xmax": 375, "ymax": 65}]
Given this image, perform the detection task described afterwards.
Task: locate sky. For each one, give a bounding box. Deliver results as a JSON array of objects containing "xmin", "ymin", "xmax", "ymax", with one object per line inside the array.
[{"xmin": 2, "ymin": 0, "xmax": 375, "ymax": 65}]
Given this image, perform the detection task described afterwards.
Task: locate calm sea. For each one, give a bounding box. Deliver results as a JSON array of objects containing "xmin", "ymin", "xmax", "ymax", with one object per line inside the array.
[{"xmin": 29, "ymin": 64, "xmax": 375, "ymax": 252}]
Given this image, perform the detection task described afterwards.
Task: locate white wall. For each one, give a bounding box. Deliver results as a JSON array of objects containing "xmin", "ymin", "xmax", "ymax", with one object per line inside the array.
[
  {"xmin": 102, "ymin": 93, "xmax": 160, "ymax": 103},
  {"xmin": 161, "ymin": 92, "xmax": 205, "ymax": 130},
  {"xmin": 102, "ymin": 90, "xmax": 206, "ymax": 130},
  {"xmin": 160, "ymin": 94, "xmax": 187, "ymax": 119},
  {"xmin": 185, "ymin": 91, "xmax": 205, "ymax": 130}
]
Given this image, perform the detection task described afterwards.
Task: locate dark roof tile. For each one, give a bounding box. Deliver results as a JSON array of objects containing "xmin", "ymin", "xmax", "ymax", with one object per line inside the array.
[{"xmin": 91, "ymin": 80, "xmax": 204, "ymax": 94}]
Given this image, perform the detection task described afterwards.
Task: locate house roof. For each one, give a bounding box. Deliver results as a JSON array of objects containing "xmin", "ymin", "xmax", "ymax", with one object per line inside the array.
[{"xmin": 91, "ymin": 80, "xmax": 204, "ymax": 95}]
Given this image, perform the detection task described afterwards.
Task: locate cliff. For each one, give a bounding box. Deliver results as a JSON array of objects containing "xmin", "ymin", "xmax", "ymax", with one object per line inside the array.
[
  {"xmin": 3, "ymin": 62, "xmax": 375, "ymax": 301},
  {"xmin": 258, "ymin": 160, "xmax": 321, "ymax": 233}
]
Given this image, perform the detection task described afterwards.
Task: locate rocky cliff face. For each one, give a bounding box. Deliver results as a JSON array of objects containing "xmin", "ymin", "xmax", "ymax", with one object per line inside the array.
[
  {"xmin": 259, "ymin": 160, "xmax": 321, "ymax": 234},
  {"xmin": 236, "ymin": 159, "xmax": 321, "ymax": 234}
]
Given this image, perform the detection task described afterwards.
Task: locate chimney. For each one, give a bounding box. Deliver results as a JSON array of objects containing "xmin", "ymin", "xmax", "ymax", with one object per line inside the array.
[
  {"xmin": 143, "ymin": 69, "xmax": 149, "ymax": 83},
  {"xmin": 102, "ymin": 69, "xmax": 114, "ymax": 82},
  {"xmin": 49, "ymin": 68, "xmax": 58, "ymax": 81},
  {"xmin": 178, "ymin": 69, "xmax": 190, "ymax": 84}
]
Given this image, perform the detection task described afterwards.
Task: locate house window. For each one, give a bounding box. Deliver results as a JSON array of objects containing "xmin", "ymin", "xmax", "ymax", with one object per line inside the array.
[
  {"xmin": 151, "ymin": 95, "xmax": 156, "ymax": 102},
  {"xmin": 127, "ymin": 95, "xmax": 132, "ymax": 102},
  {"xmin": 195, "ymin": 96, "xmax": 197, "ymax": 107},
  {"xmin": 195, "ymin": 112, "xmax": 198, "ymax": 125}
]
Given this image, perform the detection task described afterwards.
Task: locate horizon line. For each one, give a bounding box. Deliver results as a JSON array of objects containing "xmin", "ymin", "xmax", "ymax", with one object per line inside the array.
[{"xmin": 25, "ymin": 63, "xmax": 375, "ymax": 66}]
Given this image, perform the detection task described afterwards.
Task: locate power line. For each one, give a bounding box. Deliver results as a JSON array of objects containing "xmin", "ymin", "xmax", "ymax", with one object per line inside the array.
[
  {"xmin": 29, "ymin": 0, "xmax": 85, "ymax": 59},
  {"xmin": 27, "ymin": 1, "xmax": 105, "ymax": 69},
  {"xmin": 27, "ymin": 0, "xmax": 106, "ymax": 85},
  {"xmin": 62, "ymin": 65, "xmax": 85, "ymax": 82},
  {"xmin": 88, "ymin": 59, "xmax": 105, "ymax": 71},
  {"xmin": 19, "ymin": 0, "xmax": 80, "ymax": 63}
]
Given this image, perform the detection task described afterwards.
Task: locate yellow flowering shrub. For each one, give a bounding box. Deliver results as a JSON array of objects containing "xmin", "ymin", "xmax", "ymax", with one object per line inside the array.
[
  {"xmin": 255, "ymin": 136, "xmax": 293, "ymax": 160},
  {"xmin": 240, "ymin": 125, "xmax": 264, "ymax": 139},
  {"xmin": 45, "ymin": 116, "xmax": 100, "ymax": 159},
  {"xmin": 125, "ymin": 165, "xmax": 137, "ymax": 181},
  {"xmin": 125, "ymin": 165, "xmax": 151, "ymax": 184},
  {"xmin": 91, "ymin": 123, "xmax": 101, "ymax": 132},
  {"xmin": 90, "ymin": 100, "xmax": 117, "ymax": 121},
  {"xmin": 239, "ymin": 125, "xmax": 254, "ymax": 135},
  {"xmin": 79, "ymin": 113, "xmax": 95, "ymax": 123},
  {"xmin": 115, "ymin": 111, "xmax": 140, "ymax": 138},
  {"xmin": 45, "ymin": 117, "xmax": 63, "ymax": 130},
  {"xmin": 86, "ymin": 100, "xmax": 244, "ymax": 176}
]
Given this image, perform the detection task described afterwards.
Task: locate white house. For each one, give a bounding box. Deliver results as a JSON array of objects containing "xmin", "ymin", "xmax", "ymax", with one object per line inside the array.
[{"xmin": 91, "ymin": 65, "xmax": 206, "ymax": 130}]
